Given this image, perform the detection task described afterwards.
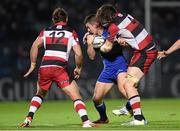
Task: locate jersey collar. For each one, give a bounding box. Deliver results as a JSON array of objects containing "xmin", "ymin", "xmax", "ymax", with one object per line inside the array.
[{"xmin": 54, "ymin": 22, "xmax": 67, "ymax": 26}]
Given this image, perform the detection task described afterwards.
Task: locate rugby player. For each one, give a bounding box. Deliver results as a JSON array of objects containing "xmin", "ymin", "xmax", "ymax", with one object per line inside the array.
[
  {"xmin": 20, "ymin": 7, "xmax": 95, "ymax": 128},
  {"xmin": 95, "ymin": 4, "xmax": 158, "ymax": 125}
]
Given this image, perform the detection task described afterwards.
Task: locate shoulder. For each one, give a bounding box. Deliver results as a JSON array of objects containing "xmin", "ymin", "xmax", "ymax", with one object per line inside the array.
[{"xmin": 108, "ymin": 23, "xmax": 119, "ymax": 33}]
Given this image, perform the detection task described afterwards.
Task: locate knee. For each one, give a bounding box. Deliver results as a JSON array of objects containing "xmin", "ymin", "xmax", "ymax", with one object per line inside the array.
[
  {"xmin": 36, "ymin": 89, "xmax": 47, "ymax": 98},
  {"xmin": 124, "ymin": 82, "xmax": 135, "ymax": 90},
  {"xmin": 119, "ymin": 88, "xmax": 125, "ymax": 95},
  {"xmin": 92, "ymin": 95, "xmax": 102, "ymax": 104}
]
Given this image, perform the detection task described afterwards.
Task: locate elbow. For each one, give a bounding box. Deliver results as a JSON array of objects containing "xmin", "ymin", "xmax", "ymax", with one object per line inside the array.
[
  {"xmin": 77, "ymin": 54, "xmax": 83, "ymax": 60},
  {"xmin": 87, "ymin": 52, "xmax": 96, "ymax": 60},
  {"xmin": 75, "ymin": 51, "xmax": 83, "ymax": 58}
]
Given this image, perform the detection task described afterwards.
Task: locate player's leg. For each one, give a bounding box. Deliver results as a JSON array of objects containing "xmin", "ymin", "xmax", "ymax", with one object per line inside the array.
[
  {"xmin": 20, "ymin": 67, "xmax": 52, "ymax": 127},
  {"xmin": 121, "ymin": 67, "xmax": 146, "ymax": 125},
  {"xmin": 61, "ymin": 80, "xmax": 95, "ymax": 127},
  {"xmin": 56, "ymin": 68, "xmax": 92, "ymax": 126},
  {"xmin": 112, "ymin": 72, "xmax": 133, "ymax": 116},
  {"xmin": 117, "ymin": 72, "xmax": 127, "ymax": 99},
  {"xmin": 93, "ymin": 81, "xmax": 113, "ymax": 124},
  {"xmin": 122, "ymin": 48, "xmax": 157, "ymax": 125},
  {"xmin": 20, "ymin": 83, "xmax": 50, "ymax": 127}
]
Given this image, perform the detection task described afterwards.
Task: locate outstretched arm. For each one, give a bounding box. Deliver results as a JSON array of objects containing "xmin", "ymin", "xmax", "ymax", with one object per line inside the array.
[
  {"xmin": 24, "ymin": 36, "xmax": 43, "ymax": 77},
  {"xmin": 158, "ymin": 39, "xmax": 180, "ymax": 59}
]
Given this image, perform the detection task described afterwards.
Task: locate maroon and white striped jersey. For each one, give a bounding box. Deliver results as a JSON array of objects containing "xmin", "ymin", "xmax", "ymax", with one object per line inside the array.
[
  {"xmin": 38, "ymin": 22, "xmax": 80, "ymax": 68},
  {"xmin": 107, "ymin": 13, "xmax": 153, "ymax": 50}
]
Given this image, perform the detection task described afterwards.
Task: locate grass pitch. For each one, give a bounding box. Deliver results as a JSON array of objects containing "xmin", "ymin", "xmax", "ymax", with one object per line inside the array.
[{"xmin": 0, "ymin": 98, "xmax": 180, "ymax": 130}]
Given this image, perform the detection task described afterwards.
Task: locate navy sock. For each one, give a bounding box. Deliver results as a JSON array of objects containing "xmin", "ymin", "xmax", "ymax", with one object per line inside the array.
[
  {"xmin": 27, "ymin": 112, "xmax": 34, "ymax": 119},
  {"xmin": 126, "ymin": 101, "xmax": 132, "ymax": 111},
  {"xmin": 94, "ymin": 102, "xmax": 108, "ymax": 120}
]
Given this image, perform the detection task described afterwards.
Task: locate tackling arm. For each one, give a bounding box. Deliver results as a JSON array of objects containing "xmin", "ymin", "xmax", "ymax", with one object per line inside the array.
[{"xmin": 99, "ymin": 39, "xmax": 113, "ymax": 53}]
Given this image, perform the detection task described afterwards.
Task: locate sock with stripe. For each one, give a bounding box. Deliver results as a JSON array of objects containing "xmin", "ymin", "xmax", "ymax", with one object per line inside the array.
[
  {"xmin": 74, "ymin": 99, "xmax": 89, "ymax": 123},
  {"xmin": 129, "ymin": 95, "xmax": 144, "ymax": 121},
  {"xmin": 94, "ymin": 101, "xmax": 108, "ymax": 121},
  {"xmin": 27, "ymin": 95, "xmax": 43, "ymax": 119}
]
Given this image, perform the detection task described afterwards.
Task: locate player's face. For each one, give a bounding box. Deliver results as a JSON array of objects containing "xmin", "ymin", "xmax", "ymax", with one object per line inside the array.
[{"xmin": 85, "ymin": 22, "xmax": 98, "ymax": 35}]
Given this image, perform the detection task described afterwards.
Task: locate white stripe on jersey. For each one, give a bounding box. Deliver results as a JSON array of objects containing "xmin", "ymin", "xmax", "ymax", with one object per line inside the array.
[
  {"xmin": 44, "ymin": 30, "xmax": 72, "ymax": 38},
  {"xmin": 40, "ymin": 65, "xmax": 65, "ymax": 68},
  {"xmin": 117, "ymin": 14, "xmax": 132, "ymax": 29},
  {"xmin": 136, "ymin": 29, "xmax": 148, "ymax": 44},
  {"xmin": 118, "ymin": 28, "xmax": 139, "ymax": 50},
  {"xmin": 44, "ymin": 50, "xmax": 67, "ymax": 60}
]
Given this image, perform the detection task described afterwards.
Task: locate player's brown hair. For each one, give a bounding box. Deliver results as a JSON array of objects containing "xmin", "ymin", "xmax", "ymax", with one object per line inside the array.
[
  {"xmin": 96, "ymin": 4, "xmax": 117, "ymax": 27},
  {"xmin": 84, "ymin": 14, "xmax": 96, "ymax": 24},
  {"xmin": 52, "ymin": 8, "xmax": 68, "ymax": 24}
]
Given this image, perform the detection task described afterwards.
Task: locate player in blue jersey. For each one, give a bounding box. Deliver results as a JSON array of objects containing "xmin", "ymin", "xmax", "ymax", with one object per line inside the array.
[
  {"xmin": 84, "ymin": 14, "xmax": 128, "ymax": 124},
  {"xmin": 158, "ymin": 39, "xmax": 180, "ymax": 59}
]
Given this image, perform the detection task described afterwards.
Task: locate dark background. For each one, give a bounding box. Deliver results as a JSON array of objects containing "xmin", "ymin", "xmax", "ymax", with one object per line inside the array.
[{"xmin": 0, "ymin": 0, "xmax": 179, "ymax": 101}]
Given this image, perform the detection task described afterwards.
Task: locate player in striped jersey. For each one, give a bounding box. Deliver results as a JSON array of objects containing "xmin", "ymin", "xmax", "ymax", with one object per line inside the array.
[
  {"xmin": 95, "ymin": 4, "xmax": 158, "ymax": 125},
  {"xmin": 20, "ymin": 7, "xmax": 95, "ymax": 128},
  {"xmin": 158, "ymin": 39, "xmax": 180, "ymax": 59}
]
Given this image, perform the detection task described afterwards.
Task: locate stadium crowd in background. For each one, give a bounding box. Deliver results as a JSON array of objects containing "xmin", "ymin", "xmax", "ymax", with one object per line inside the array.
[{"xmin": 0, "ymin": 0, "xmax": 179, "ymax": 79}]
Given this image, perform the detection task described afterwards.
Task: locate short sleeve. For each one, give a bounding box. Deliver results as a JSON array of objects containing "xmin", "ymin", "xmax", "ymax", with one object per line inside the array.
[
  {"xmin": 107, "ymin": 23, "xmax": 119, "ymax": 43},
  {"xmin": 38, "ymin": 29, "xmax": 45, "ymax": 38},
  {"xmin": 72, "ymin": 30, "xmax": 80, "ymax": 46}
]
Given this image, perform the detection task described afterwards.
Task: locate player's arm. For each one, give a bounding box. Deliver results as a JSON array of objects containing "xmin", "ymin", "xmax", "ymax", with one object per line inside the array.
[
  {"xmin": 73, "ymin": 45, "xmax": 83, "ymax": 79},
  {"xmin": 100, "ymin": 29, "xmax": 113, "ymax": 53},
  {"xmin": 117, "ymin": 37, "xmax": 129, "ymax": 46},
  {"xmin": 24, "ymin": 36, "xmax": 43, "ymax": 77},
  {"xmin": 72, "ymin": 30, "xmax": 83, "ymax": 79},
  {"xmin": 86, "ymin": 34, "xmax": 96, "ymax": 60},
  {"xmin": 158, "ymin": 39, "xmax": 180, "ymax": 59},
  {"xmin": 164, "ymin": 39, "xmax": 180, "ymax": 55},
  {"xmin": 99, "ymin": 24, "xmax": 120, "ymax": 53}
]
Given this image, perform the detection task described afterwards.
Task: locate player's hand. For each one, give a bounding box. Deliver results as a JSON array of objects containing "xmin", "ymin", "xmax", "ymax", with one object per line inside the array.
[
  {"xmin": 24, "ymin": 62, "xmax": 36, "ymax": 77},
  {"xmin": 157, "ymin": 50, "xmax": 167, "ymax": 60},
  {"xmin": 117, "ymin": 37, "xmax": 128, "ymax": 46},
  {"xmin": 86, "ymin": 34, "xmax": 95, "ymax": 46},
  {"xmin": 74, "ymin": 67, "xmax": 82, "ymax": 79},
  {"xmin": 83, "ymin": 32, "xmax": 90, "ymax": 44}
]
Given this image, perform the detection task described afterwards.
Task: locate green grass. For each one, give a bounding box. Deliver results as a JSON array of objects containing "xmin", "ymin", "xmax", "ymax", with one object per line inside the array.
[{"xmin": 0, "ymin": 99, "xmax": 180, "ymax": 130}]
